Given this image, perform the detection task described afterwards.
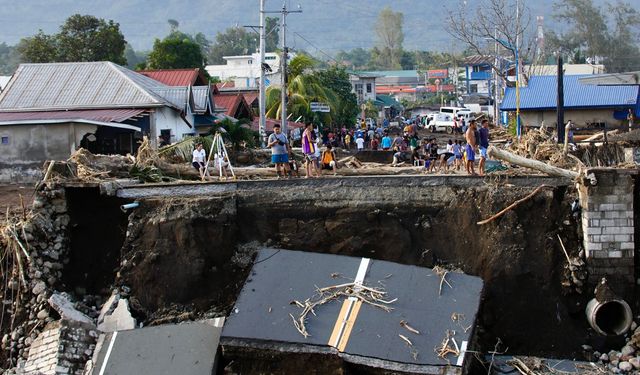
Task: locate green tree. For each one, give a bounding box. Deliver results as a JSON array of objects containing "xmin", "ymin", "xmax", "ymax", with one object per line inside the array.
[
  {"xmin": 208, "ymin": 27, "xmax": 258, "ymax": 64},
  {"xmin": 16, "ymin": 31, "xmax": 57, "ymax": 63},
  {"xmin": 0, "ymin": 43, "xmax": 21, "ymax": 75},
  {"xmin": 553, "ymin": 0, "xmax": 609, "ymax": 59},
  {"xmin": 265, "ymin": 55, "xmax": 338, "ymax": 125},
  {"xmin": 336, "ymin": 48, "xmax": 371, "ymax": 69},
  {"xmin": 265, "ymin": 17, "xmax": 280, "ymax": 52},
  {"xmin": 17, "ymin": 14, "xmax": 126, "ymax": 64},
  {"xmin": 210, "ymin": 118, "xmax": 258, "ymax": 153},
  {"xmin": 373, "ymin": 7, "xmax": 404, "ymax": 69},
  {"xmin": 146, "ymin": 33, "xmax": 205, "ymax": 69},
  {"xmin": 124, "ymin": 44, "xmax": 148, "ymax": 70},
  {"xmin": 549, "ymin": 0, "xmax": 640, "ymax": 72},
  {"xmin": 313, "ymin": 66, "xmax": 358, "ymax": 126},
  {"xmin": 56, "ymin": 14, "xmax": 126, "ymax": 64}
]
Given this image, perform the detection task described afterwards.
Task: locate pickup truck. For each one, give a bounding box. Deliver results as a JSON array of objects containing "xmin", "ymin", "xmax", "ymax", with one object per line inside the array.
[{"xmin": 427, "ymin": 113, "xmax": 457, "ymax": 134}]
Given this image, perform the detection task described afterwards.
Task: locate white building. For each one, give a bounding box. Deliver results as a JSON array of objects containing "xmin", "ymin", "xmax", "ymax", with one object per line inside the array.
[
  {"xmin": 205, "ymin": 52, "xmax": 283, "ymax": 88},
  {"xmin": 348, "ymin": 72, "xmax": 380, "ymax": 104}
]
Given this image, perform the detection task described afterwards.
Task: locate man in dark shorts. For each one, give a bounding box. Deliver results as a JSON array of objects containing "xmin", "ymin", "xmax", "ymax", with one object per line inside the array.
[
  {"xmin": 465, "ymin": 120, "xmax": 478, "ymax": 175},
  {"xmin": 267, "ymin": 124, "xmax": 290, "ymax": 178}
]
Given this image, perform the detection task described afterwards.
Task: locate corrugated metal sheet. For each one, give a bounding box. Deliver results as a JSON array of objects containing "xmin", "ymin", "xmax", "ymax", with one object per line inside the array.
[
  {"xmin": 138, "ymin": 69, "xmax": 200, "ymax": 86},
  {"xmin": 0, "ymin": 109, "xmax": 146, "ymax": 123},
  {"xmin": 0, "ymin": 62, "xmax": 173, "ymax": 111},
  {"xmin": 152, "ymin": 87, "xmax": 190, "ymax": 112},
  {"xmin": 501, "ymin": 75, "xmax": 640, "ymax": 111},
  {"xmin": 213, "ymin": 93, "xmax": 242, "ymax": 116},
  {"xmin": 192, "ymin": 86, "xmax": 212, "ymax": 113}
]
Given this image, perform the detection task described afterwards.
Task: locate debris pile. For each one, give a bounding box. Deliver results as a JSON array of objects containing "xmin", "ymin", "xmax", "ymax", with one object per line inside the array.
[
  {"xmin": 587, "ymin": 320, "xmax": 640, "ymax": 374},
  {"xmin": 290, "ymin": 281, "xmax": 397, "ymax": 338},
  {"xmin": 1, "ymin": 184, "xmax": 73, "ymax": 368}
]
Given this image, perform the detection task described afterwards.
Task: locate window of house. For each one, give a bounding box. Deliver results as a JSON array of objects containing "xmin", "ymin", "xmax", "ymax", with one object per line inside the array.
[
  {"xmin": 470, "ymin": 84, "xmax": 478, "ymax": 93},
  {"xmin": 265, "ymin": 56, "xmax": 276, "ymax": 60},
  {"xmin": 1, "ymin": 136, "xmax": 8, "ymax": 145},
  {"xmin": 366, "ymin": 83, "xmax": 372, "ymax": 93},
  {"xmin": 472, "ymin": 66, "xmax": 481, "ymax": 72}
]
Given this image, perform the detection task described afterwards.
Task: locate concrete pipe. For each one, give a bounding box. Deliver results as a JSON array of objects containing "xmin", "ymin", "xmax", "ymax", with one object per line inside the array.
[
  {"xmin": 120, "ymin": 202, "xmax": 139, "ymax": 212},
  {"xmin": 585, "ymin": 298, "xmax": 633, "ymax": 336}
]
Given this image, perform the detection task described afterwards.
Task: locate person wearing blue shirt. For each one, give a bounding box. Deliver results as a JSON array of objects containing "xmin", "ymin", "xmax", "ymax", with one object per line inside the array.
[{"xmin": 381, "ymin": 135, "xmax": 392, "ymax": 150}]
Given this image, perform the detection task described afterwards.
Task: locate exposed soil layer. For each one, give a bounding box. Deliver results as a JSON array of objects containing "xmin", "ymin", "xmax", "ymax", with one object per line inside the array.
[{"xmin": 104, "ymin": 176, "xmax": 597, "ymax": 360}]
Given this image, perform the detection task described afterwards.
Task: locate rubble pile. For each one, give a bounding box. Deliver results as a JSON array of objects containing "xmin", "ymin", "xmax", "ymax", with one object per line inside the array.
[
  {"xmin": 1, "ymin": 185, "xmax": 72, "ymax": 368},
  {"xmin": 588, "ymin": 321, "xmax": 640, "ymax": 374}
]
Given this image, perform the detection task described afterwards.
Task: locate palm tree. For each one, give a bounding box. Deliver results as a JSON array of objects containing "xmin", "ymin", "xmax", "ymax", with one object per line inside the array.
[
  {"xmin": 209, "ymin": 118, "xmax": 258, "ymax": 152},
  {"xmin": 266, "ymin": 55, "xmax": 339, "ymax": 125}
]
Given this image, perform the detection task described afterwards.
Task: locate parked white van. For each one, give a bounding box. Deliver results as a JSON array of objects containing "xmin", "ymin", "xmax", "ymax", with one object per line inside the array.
[{"xmin": 439, "ymin": 106, "xmax": 471, "ymax": 119}]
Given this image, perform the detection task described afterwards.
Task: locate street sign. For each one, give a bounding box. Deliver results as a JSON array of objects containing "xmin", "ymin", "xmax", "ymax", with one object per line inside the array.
[
  {"xmin": 310, "ymin": 102, "xmax": 330, "ymax": 112},
  {"xmin": 427, "ymin": 69, "xmax": 448, "ymax": 79}
]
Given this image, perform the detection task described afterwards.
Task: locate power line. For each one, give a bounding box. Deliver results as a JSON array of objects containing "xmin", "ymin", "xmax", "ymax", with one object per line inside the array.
[{"xmin": 292, "ymin": 32, "xmax": 338, "ymax": 64}]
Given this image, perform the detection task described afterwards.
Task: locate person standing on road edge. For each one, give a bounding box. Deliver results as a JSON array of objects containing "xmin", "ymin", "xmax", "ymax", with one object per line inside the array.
[
  {"xmin": 267, "ymin": 124, "xmax": 290, "ymax": 179},
  {"xmin": 465, "ymin": 120, "xmax": 478, "ymax": 176},
  {"xmin": 302, "ymin": 122, "xmax": 319, "ymax": 178},
  {"xmin": 478, "ymin": 119, "xmax": 490, "ymax": 176}
]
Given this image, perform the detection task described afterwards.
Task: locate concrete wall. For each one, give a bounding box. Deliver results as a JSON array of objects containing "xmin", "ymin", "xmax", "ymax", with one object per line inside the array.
[
  {"xmin": 22, "ymin": 319, "xmax": 96, "ymax": 375},
  {"xmin": 520, "ymin": 109, "xmax": 624, "ymax": 128},
  {"xmin": 578, "ymin": 168, "xmax": 636, "ymax": 290},
  {"xmin": 0, "ymin": 123, "xmax": 96, "ymax": 183},
  {"xmin": 155, "ymin": 107, "xmax": 195, "ymax": 143}
]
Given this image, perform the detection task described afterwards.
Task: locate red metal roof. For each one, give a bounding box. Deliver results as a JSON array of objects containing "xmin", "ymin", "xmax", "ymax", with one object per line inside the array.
[
  {"xmin": 243, "ymin": 92, "xmax": 258, "ymax": 105},
  {"xmin": 251, "ymin": 118, "xmax": 305, "ymax": 132},
  {"xmin": 213, "ymin": 94, "xmax": 242, "ymax": 116},
  {"xmin": 138, "ymin": 69, "xmax": 206, "ymax": 86},
  {"xmin": 0, "ymin": 109, "xmax": 146, "ymax": 123}
]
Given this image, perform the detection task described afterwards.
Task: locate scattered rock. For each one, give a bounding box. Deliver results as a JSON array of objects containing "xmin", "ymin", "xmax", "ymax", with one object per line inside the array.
[
  {"xmin": 629, "ymin": 357, "xmax": 640, "ymax": 369},
  {"xmin": 600, "ymin": 353, "xmax": 609, "ymax": 362},
  {"xmin": 31, "ymin": 281, "xmax": 46, "ymax": 296},
  {"xmin": 36, "ymin": 310, "xmax": 48, "ymax": 320},
  {"xmin": 618, "ymin": 361, "xmax": 633, "ymax": 372},
  {"xmin": 621, "ymin": 345, "xmax": 635, "ymax": 357}
]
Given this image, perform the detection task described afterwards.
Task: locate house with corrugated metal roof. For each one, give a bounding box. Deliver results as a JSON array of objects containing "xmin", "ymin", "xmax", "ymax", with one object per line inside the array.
[
  {"xmin": 0, "ymin": 61, "xmax": 214, "ymax": 182},
  {"xmin": 500, "ymin": 75, "xmax": 640, "ymax": 128}
]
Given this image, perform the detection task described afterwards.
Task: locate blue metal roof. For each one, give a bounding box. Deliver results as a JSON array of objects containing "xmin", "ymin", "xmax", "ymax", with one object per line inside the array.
[{"xmin": 501, "ymin": 75, "xmax": 639, "ymax": 111}]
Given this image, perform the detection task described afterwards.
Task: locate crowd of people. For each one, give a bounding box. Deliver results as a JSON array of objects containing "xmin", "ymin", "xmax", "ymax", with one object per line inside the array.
[{"xmin": 191, "ymin": 117, "xmax": 491, "ymax": 180}]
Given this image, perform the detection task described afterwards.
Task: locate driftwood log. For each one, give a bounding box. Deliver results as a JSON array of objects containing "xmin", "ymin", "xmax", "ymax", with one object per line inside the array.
[
  {"xmin": 487, "ymin": 146, "xmax": 579, "ymax": 179},
  {"xmin": 477, "ymin": 184, "xmax": 553, "ymax": 225}
]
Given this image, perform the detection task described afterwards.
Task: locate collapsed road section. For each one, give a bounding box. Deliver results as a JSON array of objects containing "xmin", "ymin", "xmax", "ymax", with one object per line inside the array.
[
  {"xmin": 1, "ymin": 170, "xmax": 639, "ymax": 374},
  {"xmin": 221, "ymin": 249, "xmax": 483, "ymax": 374}
]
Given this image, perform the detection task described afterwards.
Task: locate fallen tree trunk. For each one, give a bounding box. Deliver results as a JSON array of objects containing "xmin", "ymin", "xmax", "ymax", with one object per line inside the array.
[{"xmin": 487, "ymin": 146, "xmax": 579, "ymax": 179}]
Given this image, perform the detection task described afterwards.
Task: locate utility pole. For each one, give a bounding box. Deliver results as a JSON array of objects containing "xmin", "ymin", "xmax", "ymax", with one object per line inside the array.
[
  {"xmin": 264, "ymin": 2, "xmax": 301, "ymax": 135},
  {"xmin": 259, "ymin": 0, "xmax": 266, "ymax": 147},
  {"xmin": 557, "ymin": 55, "xmax": 565, "ymax": 143},
  {"xmin": 494, "ymin": 27, "xmax": 499, "ymax": 125}
]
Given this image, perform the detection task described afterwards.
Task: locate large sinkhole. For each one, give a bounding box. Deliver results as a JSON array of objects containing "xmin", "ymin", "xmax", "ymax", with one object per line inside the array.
[{"xmin": 62, "ymin": 179, "xmax": 598, "ymax": 359}]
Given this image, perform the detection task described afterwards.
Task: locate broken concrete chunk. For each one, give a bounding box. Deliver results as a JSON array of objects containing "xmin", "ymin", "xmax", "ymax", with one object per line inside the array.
[
  {"xmin": 97, "ymin": 299, "xmax": 136, "ymax": 332},
  {"xmin": 97, "ymin": 292, "xmax": 120, "ymax": 326},
  {"xmin": 47, "ymin": 292, "xmax": 93, "ymax": 325}
]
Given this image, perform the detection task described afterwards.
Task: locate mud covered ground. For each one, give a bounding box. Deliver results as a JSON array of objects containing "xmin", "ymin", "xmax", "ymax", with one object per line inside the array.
[{"xmin": 83, "ymin": 176, "xmax": 603, "ymax": 361}]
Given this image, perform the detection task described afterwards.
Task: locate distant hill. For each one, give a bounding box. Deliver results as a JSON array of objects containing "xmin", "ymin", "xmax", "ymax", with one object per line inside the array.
[{"xmin": 0, "ymin": 0, "xmax": 615, "ymax": 55}]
